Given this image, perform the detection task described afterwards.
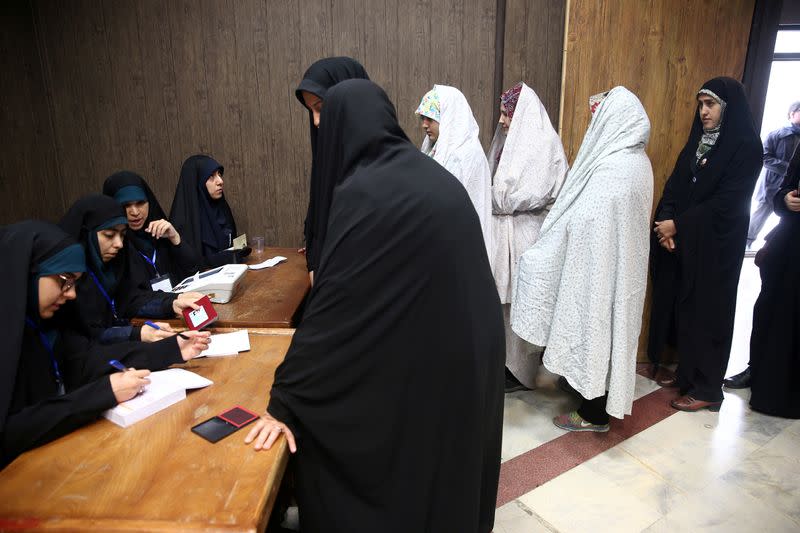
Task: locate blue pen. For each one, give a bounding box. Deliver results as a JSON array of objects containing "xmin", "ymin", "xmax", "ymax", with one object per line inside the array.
[
  {"xmin": 146, "ymin": 320, "xmax": 190, "ymax": 340},
  {"xmin": 108, "ymin": 359, "xmax": 126, "ymax": 372}
]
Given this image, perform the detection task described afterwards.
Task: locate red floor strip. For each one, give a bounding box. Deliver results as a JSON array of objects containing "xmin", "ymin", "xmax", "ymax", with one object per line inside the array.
[{"xmin": 496, "ymin": 385, "xmax": 678, "ymax": 508}]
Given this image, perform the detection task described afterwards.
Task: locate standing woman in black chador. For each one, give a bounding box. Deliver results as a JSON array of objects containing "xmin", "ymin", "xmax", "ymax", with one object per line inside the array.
[
  {"xmin": 103, "ymin": 171, "xmax": 202, "ymax": 292},
  {"xmin": 59, "ymin": 195, "xmax": 204, "ymax": 345},
  {"xmin": 295, "ymin": 56, "xmax": 369, "ymax": 283},
  {"xmin": 245, "ymin": 80, "xmax": 504, "ymax": 533},
  {"xmin": 648, "ymin": 77, "xmax": 762, "ymax": 412},
  {"xmin": 748, "ymin": 146, "xmax": 800, "ymax": 418},
  {"xmin": 169, "ymin": 154, "xmax": 241, "ymax": 267}
]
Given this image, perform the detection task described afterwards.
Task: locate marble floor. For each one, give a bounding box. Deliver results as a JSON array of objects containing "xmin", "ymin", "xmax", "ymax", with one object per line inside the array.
[{"xmin": 494, "ymin": 257, "xmax": 800, "ymax": 533}]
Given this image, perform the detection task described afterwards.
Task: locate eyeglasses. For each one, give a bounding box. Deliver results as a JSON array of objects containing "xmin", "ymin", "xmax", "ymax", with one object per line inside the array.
[{"xmin": 58, "ymin": 274, "xmax": 77, "ymax": 293}]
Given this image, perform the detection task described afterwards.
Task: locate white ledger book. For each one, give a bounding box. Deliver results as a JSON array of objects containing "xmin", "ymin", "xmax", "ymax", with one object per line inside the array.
[
  {"xmin": 196, "ymin": 330, "xmax": 251, "ymax": 358},
  {"xmin": 103, "ymin": 368, "xmax": 213, "ymax": 428}
]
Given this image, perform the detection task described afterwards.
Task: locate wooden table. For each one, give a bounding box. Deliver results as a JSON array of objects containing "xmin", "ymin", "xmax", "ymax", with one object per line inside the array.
[
  {"xmin": 137, "ymin": 246, "xmax": 310, "ymax": 329},
  {"xmin": 0, "ymin": 331, "xmax": 294, "ymax": 532}
]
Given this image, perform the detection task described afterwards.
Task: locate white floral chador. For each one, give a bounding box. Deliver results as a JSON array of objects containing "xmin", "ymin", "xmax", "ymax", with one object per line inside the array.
[
  {"xmin": 417, "ymin": 85, "xmax": 492, "ymax": 257},
  {"xmin": 487, "ymin": 82, "xmax": 567, "ymax": 388},
  {"xmin": 511, "ymin": 87, "xmax": 653, "ymax": 418}
]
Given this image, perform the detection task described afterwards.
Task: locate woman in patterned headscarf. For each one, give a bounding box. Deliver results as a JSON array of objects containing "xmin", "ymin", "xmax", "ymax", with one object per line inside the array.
[
  {"xmin": 648, "ymin": 77, "xmax": 762, "ymax": 412},
  {"xmin": 487, "ymin": 82, "xmax": 567, "ymax": 392},
  {"xmin": 415, "ymin": 85, "xmax": 492, "ymax": 257}
]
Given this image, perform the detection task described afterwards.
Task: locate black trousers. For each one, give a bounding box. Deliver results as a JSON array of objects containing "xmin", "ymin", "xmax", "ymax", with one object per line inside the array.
[{"xmin": 577, "ymin": 392, "xmax": 609, "ymax": 425}]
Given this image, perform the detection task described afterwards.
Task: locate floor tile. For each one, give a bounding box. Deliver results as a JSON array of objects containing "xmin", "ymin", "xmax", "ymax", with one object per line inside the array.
[
  {"xmin": 493, "ymin": 499, "xmax": 556, "ymax": 533},
  {"xmin": 654, "ymin": 477, "xmax": 799, "ymax": 532},
  {"xmin": 722, "ymin": 428, "xmax": 800, "ymax": 524},
  {"xmin": 616, "ymin": 409, "xmax": 760, "ymax": 493},
  {"xmin": 518, "ymin": 462, "xmax": 663, "ymax": 533}
]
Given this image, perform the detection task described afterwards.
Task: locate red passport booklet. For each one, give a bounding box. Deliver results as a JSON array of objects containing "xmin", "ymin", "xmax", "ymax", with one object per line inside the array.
[{"xmin": 182, "ymin": 295, "xmax": 219, "ymax": 330}]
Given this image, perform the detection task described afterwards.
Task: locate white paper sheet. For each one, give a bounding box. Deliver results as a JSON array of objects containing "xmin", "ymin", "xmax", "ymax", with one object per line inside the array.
[
  {"xmin": 197, "ymin": 329, "xmax": 251, "ymax": 358},
  {"xmin": 248, "ymin": 256, "xmax": 287, "ymax": 270}
]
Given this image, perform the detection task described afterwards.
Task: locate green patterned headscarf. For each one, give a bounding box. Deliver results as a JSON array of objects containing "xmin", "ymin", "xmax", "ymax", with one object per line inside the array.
[{"xmin": 415, "ymin": 88, "xmax": 441, "ymax": 122}]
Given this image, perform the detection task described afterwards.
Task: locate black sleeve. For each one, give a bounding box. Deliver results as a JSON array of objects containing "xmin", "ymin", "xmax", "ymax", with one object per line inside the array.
[
  {"xmin": 117, "ymin": 285, "xmax": 177, "ymax": 319},
  {"xmin": 170, "ymin": 241, "xmax": 204, "ymax": 282},
  {"xmin": 762, "ymin": 132, "xmax": 788, "ymax": 176},
  {"xmin": 60, "ymin": 329, "xmax": 184, "ymax": 385},
  {"xmin": 773, "ymin": 145, "xmax": 800, "ymax": 218},
  {"xmin": 1, "ymin": 377, "xmax": 117, "ymax": 467},
  {"xmin": 655, "ymin": 152, "xmax": 685, "ymax": 221}
]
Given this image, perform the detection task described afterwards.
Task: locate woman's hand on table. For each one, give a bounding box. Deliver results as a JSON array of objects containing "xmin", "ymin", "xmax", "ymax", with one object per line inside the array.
[
  {"xmin": 177, "ymin": 330, "xmax": 211, "ymax": 360},
  {"xmin": 245, "ymin": 412, "xmax": 297, "ymax": 453}
]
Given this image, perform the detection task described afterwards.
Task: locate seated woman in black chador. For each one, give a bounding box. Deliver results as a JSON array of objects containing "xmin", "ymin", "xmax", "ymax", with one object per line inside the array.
[
  {"xmin": 648, "ymin": 77, "xmax": 762, "ymax": 412},
  {"xmin": 59, "ymin": 195, "xmax": 204, "ymax": 345},
  {"xmin": 103, "ymin": 171, "xmax": 202, "ymax": 292},
  {"xmin": 169, "ymin": 155, "xmax": 242, "ymax": 267},
  {"xmin": 295, "ymin": 57, "xmax": 370, "ymax": 282},
  {"xmin": 748, "ymin": 146, "xmax": 800, "ymax": 418},
  {"xmin": 1, "ymin": 221, "xmax": 209, "ymax": 468}
]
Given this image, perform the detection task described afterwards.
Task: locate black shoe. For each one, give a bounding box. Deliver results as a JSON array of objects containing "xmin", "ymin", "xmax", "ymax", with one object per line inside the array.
[
  {"xmin": 505, "ymin": 368, "xmax": 529, "ymax": 393},
  {"xmin": 723, "ymin": 367, "xmax": 751, "ymax": 389}
]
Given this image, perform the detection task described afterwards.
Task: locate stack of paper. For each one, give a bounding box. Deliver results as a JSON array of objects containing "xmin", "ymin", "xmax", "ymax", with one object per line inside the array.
[
  {"xmin": 197, "ymin": 330, "xmax": 251, "ymax": 358},
  {"xmin": 104, "ymin": 368, "xmax": 213, "ymax": 428}
]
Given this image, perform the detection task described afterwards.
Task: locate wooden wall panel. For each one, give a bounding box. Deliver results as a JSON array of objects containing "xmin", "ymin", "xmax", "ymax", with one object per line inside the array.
[
  {"xmin": 560, "ymin": 0, "xmax": 755, "ymax": 360},
  {"xmin": 8, "ymin": 0, "xmax": 550, "ymax": 246},
  {"xmin": 502, "ymin": 0, "xmax": 566, "ymax": 128},
  {"xmin": 0, "ymin": 1, "xmax": 62, "ymax": 222}
]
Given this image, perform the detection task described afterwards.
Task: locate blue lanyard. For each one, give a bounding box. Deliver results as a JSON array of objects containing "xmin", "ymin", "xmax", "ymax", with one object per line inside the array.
[
  {"xmin": 25, "ymin": 317, "xmax": 66, "ymax": 396},
  {"xmin": 138, "ymin": 248, "xmax": 159, "ymax": 277},
  {"xmin": 88, "ymin": 270, "xmax": 117, "ymax": 318}
]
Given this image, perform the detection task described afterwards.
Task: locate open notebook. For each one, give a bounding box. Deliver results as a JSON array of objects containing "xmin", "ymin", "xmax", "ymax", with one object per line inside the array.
[{"xmin": 103, "ymin": 368, "xmax": 213, "ymax": 428}]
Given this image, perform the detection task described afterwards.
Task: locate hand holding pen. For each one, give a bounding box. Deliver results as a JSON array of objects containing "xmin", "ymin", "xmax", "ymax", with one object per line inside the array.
[
  {"xmin": 108, "ymin": 360, "xmax": 151, "ymax": 403},
  {"xmin": 141, "ymin": 321, "xmax": 176, "ymax": 343},
  {"xmin": 142, "ymin": 322, "xmax": 211, "ymax": 360}
]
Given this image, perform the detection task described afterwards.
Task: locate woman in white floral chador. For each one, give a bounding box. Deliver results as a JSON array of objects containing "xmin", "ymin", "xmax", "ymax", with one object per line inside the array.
[
  {"xmin": 487, "ymin": 82, "xmax": 567, "ymax": 392},
  {"xmin": 511, "ymin": 87, "xmax": 653, "ymax": 432}
]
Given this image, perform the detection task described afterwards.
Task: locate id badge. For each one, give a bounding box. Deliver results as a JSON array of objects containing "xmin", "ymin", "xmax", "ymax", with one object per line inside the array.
[{"xmin": 150, "ymin": 274, "xmax": 173, "ymax": 292}]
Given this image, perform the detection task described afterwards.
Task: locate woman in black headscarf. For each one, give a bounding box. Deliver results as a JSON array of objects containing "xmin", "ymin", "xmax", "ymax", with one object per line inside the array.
[
  {"xmin": 1, "ymin": 221, "xmax": 210, "ymax": 468},
  {"xmin": 0, "ymin": 221, "xmax": 151, "ymax": 468},
  {"xmin": 169, "ymin": 155, "xmax": 240, "ymax": 267},
  {"xmin": 748, "ymin": 146, "xmax": 800, "ymax": 418},
  {"xmin": 246, "ymin": 80, "xmax": 504, "ymax": 533},
  {"xmin": 59, "ymin": 195, "xmax": 204, "ymax": 345},
  {"xmin": 103, "ymin": 171, "xmax": 202, "ymax": 291},
  {"xmin": 648, "ymin": 77, "xmax": 762, "ymax": 412},
  {"xmin": 295, "ymin": 57, "xmax": 370, "ymax": 281}
]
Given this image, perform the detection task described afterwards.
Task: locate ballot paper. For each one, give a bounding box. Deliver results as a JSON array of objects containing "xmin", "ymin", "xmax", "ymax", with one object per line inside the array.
[
  {"xmin": 248, "ymin": 256, "xmax": 287, "ymax": 270},
  {"xmin": 104, "ymin": 368, "xmax": 213, "ymax": 428},
  {"xmin": 196, "ymin": 329, "xmax": 251, "ymax": 358}
]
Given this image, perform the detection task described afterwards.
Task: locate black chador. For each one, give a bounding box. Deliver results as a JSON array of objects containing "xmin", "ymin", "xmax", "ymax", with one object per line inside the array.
[
  {"xmin": 749, "ymin": 147, "xmax": 800, "ymax": 418},
  {"xmin": 267, "ymin": 80, "xmax": 505, "ymax": 533},
  {"xmin": 648, "ymin": 77, "xmax": 763, "ymax": 402},
  {"xmin": 295, "ymin": 56, "xmax": 370, "ymax": 273}
]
